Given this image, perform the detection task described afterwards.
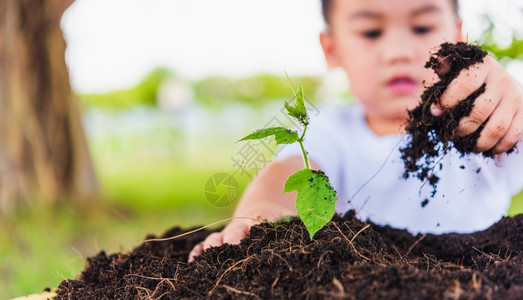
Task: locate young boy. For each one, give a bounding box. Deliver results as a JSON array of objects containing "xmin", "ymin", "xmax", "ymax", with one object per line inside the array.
[{"xmin": 189, "ymin": 0, "xmax": 523, "ymax": 262}]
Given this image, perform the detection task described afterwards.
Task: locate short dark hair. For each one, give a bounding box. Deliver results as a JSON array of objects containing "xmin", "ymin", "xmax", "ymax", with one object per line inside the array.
[{"xmin": 321, "ymin": 0, "xmax": 460, "ymax": 25}]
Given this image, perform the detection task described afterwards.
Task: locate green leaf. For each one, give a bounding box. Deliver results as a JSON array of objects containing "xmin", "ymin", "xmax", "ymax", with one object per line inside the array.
[
  {"xmin": 284, "ymin": 84, "xmax": 309, "ymax": 126},
  {"xmin": 284, "ymin": 169, "xmax": 337, "ymax": 240},
  {"xmin": 284, "ymin": 102, "xmax": 301, "ymax": 120},
  {"xmin": 238, "ymin": 127, "xmax": 299, "ymax": 144},
  {"xmin": 295, "ymin": 84, "xmax": 307, "ymax": 119}
]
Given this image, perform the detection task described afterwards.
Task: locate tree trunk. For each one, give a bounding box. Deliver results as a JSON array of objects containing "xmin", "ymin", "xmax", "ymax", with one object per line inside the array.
[{"xmin": 0, "ymin": 0, "xmax": 98, "ymax": 212}]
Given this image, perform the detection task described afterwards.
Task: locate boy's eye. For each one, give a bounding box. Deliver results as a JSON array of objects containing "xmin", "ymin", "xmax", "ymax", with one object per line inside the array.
[
  {"xmin": 362, "ymin": 30, "xmax": 382, "ymax": 39},
  {"xmin": 413, "ymin": 26, "xmax": 432, "ymax": 35}
]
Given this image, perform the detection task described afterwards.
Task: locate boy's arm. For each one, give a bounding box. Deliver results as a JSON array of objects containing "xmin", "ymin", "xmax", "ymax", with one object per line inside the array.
[
  {"xmin": 188, "ymin": 156, "xmax": 320, "ymax": 262},
  {"xmin": 432, "ymin": 55, "xmax": 523, "ymax": 154}
]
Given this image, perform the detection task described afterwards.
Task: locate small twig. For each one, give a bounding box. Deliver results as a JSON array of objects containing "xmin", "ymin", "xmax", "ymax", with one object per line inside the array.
[
  {"xmin": 125, "ymin": 274, "xmax": 169, "ymax": 281},
  {"xmin": 222, "ymin": 284, "xmax": 261, "ymax": 299},
  {"xmin": 150, "ymin": 280, "xmax": 171, "ymax": 300},
  {"xmin": 350, "ymin": 224, "xmax": 370, "ymax": 243},
  {"xmin": 423, "ymin": 253, "xmax": 431, "ymax": 271},
  {"xmin": 471, "ymin": 272, "xmax": 482, "ymax": 291},
  {"xmin": 471, "ymin": 246, "xmax": 497, "ymax": 258},
  {"xmin": 271, "ymin": 275, "xmax": 279, "ymax": 294},
  {"xmin": 208, "ymin": 257, "xmax": 251, "ymax": 295},
  {"xmin": 444, "ymin": 280, "xmax": 464, "ymax": 300},
  {"xmin": 125, "ymin": 274, "xmax": 178, "ymax": 297},
  {"xmin": 393, "ymin": 244, "xmax": 416, "ymax": 268},
  {"xmin": 332, "ymin": 223, "xmax": 372, "ymax": 262},
  {"xmin": 271, "ymin": 251, "xmax": 293, "ymax": 272},
  {"xmin": 143, "ymin": 216, "xmax": 259, "ymax": 243},
  {"xmin": 317, "ymin": 250, "xmax": 330, "ymax": 268},
  {"xmin": 162, "ymin": 278, "xmax": 177, "ymax": 292},
  {"xmin": 405, "ymin": 234, "xmax": 426, "ymax": 257},
  {"xmin": 154, "ymin": 292, "xmax": 170, "ymax": 300},
  {"xmin": 392, "ymin": 245, "xmax": 403, "ymax": 260},
  {"xmin": 134, "ymin": 286, "xmax": 153, "ymax": 299},
  {"xmin": 332, "ymin": 277, "xmax": 346, "ymax": 298}
]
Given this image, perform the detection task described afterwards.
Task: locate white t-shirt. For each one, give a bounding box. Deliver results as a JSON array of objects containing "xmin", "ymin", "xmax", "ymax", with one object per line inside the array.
[{"xmin": 277, "ymin": 103, "xmax": 523, "ymax": 234}]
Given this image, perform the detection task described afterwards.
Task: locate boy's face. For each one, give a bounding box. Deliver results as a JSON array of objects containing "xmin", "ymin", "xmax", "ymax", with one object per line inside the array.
[{"xmin": 320, "ymin": 0, "xmax": 462, "ymax": 123}]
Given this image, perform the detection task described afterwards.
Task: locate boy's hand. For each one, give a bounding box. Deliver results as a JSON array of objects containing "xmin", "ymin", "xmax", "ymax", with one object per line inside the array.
[
  {"xmin": 188, "ymin": 157, "xmax": 307, "ymax": 263},
  {"xmin": 431, "ymin": 55, "xmax": 523, "ymax": 154},
  {"xmin": 187, "ymin": 217, "xmax": 257, "ymax": 263},
  {"xmin": 187, "ymin": 207, "xmax": 296, "ymax": 263}
]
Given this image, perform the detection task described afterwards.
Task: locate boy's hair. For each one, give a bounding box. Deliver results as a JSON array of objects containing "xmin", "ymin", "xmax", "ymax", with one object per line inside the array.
[{"xmin": 321, "ymin": 0, "xmax": 460, "ymax": 25}]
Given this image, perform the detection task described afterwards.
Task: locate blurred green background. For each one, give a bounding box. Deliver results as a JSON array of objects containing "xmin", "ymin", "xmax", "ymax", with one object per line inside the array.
[
  {"xmin": 2, "ymin": 6, "xmax": 523, "ymax": 300},
  {"xmin": 2, "ymin": 69, "xmax": 523, "ymax": 300}
]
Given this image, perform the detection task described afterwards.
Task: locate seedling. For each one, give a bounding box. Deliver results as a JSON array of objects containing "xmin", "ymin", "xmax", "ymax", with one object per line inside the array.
[{"xmin": 239, "ymin": 84, "xmax": 337, "ymax": 239}]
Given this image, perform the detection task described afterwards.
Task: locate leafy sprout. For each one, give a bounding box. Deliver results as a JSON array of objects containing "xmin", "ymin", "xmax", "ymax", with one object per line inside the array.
[{"xmin": 238, "ymin": 83, "xmax": 337, "ymax": 239}]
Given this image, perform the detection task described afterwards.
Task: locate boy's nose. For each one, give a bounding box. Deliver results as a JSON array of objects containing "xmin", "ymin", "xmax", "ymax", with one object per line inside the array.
[{"xmin": 380, "ymin": 30, "xmax": 416, "ymax": 65}]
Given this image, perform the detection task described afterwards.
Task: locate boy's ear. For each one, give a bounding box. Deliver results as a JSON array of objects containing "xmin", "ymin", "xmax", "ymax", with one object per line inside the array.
[{"xmin": 320, "ymin": 31, "xmax": 341, "ymax": 68}]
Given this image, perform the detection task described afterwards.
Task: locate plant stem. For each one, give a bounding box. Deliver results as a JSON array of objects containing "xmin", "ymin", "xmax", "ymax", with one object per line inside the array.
[{"xmin": 298, "ymin": 124, "xmax": 310, "ymax": 169}]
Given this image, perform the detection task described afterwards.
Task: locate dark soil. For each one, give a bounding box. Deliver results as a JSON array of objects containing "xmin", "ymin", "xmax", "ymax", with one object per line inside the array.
[
  {"xmin": 55, "ymin": 211, "xmax": 523, "ymax": 299},
  {"xmin": 400, "ymin": 42, "xmax": 497, "ymax": 192}
]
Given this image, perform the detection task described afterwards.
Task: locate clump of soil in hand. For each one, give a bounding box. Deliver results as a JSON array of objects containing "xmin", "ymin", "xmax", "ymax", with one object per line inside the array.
[
  {"xmin": 400, "ymin": 42, "xmax": 491, "ymax": 191},
  {"xmin": 55, "ymin": 212, "xmax": 523, "ymax": 299}
]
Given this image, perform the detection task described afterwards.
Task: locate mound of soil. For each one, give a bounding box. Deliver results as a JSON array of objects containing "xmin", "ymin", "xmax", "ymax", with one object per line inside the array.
[
  {"xmin": 55, "ymin": 211, "xmax": 523, "ymax": 299},
  {"xmin": 400, "ymin": 42, "xmax": 493, "ymax": 191}
]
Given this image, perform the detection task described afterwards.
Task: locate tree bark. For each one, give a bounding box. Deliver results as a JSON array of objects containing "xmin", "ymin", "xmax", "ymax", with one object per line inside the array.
[{"xmin": 0, "ymin": 0, "xmax": 98, "ymax": 212}]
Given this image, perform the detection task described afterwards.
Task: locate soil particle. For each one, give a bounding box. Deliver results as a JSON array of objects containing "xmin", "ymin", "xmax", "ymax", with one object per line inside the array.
[{"xmin": 55, "ymin": 211, "xmax": 523, "ymax": 299}]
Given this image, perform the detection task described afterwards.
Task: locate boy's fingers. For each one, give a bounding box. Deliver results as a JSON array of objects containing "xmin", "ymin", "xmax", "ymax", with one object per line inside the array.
[
  {"xmin": 456, "ymin": 87, "xmax": 501, "ymax": 136},
  {"xmin": 474, "ymin": 98, "xmax": 515, "ymax": 152},
  {"xmin": 490, "ymin": 113, "xmax": 523, "ymax": 154},
  {"xmin": 187, "ymin": 223, "xmax": 249, "ymax": 263},
  {"xmin": 188, "ymin": 242, "xmax": 204, "ymax": 263},
  {"xmin": 439, "ymin": 57, "xmax": 493, "ymax": 109},
  {"xmin": 434, "ymin": 56, "xmax": 451, "ymax": 78},
  {"xmin": 222, "ymin": 218, "xmax": 259, "ymax": 244},
  {"xmin": 202, "ymin": 232, "xmax": 224, "ymax": 250},
  {"xmin": 187, "ymin": 219, "xmax": 258, "ymax": 263},
  {"xmin": 222, "ymin": 225, "xmax": 249, "ymax": 245},
  {"xmin": 430, "ymin": 104, "xmax": 443, "ymax": 116},
  {"xmin": 429, "ymin": 57, "xmax": 453, "ymax": 116},
  {"xmin": 187, "ymin": 232, "xmax": 224, "ymax": 262}
]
